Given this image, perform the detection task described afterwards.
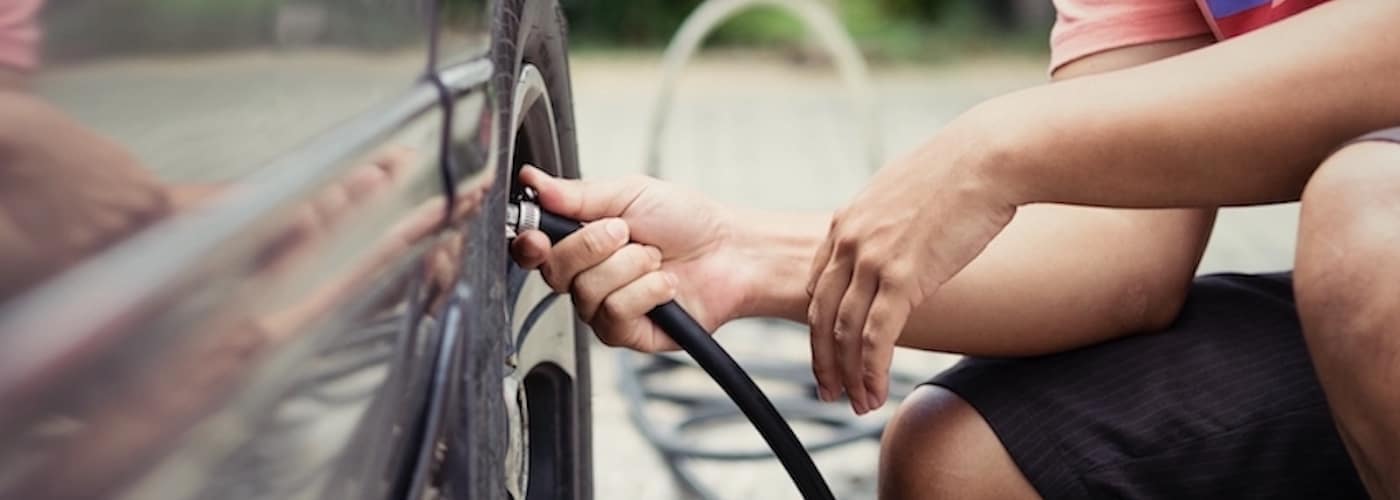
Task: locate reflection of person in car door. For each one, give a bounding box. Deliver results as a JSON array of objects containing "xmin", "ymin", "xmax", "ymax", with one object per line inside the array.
[
  {"xmin": 0, "ymin": 2, "xmax": 431, "ymax": 306},
  {"xmin": 512, "ymin": 0, "xmax": 1400, "ymax": 498},
  {"xmin": 0, "ymin": 0, "xmax": 185, "ymax": 301}
]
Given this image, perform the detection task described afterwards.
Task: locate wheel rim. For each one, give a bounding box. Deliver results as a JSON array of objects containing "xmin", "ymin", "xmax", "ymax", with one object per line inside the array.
[{"xmin": 504, "ymin": 63, "xmax": 580, "ymax": 500}]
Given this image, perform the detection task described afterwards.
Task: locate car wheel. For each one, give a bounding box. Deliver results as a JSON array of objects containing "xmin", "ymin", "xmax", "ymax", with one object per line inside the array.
[{"xmin": 489, "ymin": 1, "xmax": 591, "ymax": 499}]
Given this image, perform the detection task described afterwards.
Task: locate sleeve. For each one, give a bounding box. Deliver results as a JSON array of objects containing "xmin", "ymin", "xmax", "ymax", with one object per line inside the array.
[
  {"xmin": 0, "ymin": 0, "xmax": 43, "ymax": 72},
  {"xmin": 1049, "ymin": 0, "xmax": 1213, "ymax": 74}
]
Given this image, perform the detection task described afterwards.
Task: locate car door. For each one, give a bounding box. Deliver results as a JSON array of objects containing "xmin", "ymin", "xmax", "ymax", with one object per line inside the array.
[{"xmin": 0, "ymin": 0, "xmax": 491, "ymax": 498}]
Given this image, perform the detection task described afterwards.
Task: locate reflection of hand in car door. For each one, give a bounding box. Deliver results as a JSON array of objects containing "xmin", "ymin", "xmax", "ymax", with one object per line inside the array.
[
  {"xmin": 0, "ymin": 90, "xmax": 179, "ymax": 301},
  {"xmin": 0, "ymin": 0, "xmax": 186, "ymax": 300}
]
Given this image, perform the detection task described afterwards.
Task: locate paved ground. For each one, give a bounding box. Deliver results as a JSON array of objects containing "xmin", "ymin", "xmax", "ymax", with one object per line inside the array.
[{"xmin": 569, "ymin": 53, "xmax": 1300, "ymax": 499}]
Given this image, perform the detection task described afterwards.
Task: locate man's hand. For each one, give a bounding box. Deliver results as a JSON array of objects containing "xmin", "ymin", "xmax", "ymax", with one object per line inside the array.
[
  {"xmin": 510, "ymin": 166, "xmax": 754, "ymax": 352},
  {"xmin": 807, "ymin": 118, "xmax": 1017, "ymax": 414}
]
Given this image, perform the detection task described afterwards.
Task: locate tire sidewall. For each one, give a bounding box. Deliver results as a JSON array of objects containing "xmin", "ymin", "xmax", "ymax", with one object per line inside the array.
[{"xmin": 488, "ymin": 1, "xmax": 591, "ymax": 499}]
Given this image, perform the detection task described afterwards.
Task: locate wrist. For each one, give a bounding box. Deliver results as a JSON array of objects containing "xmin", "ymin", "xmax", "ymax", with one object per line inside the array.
[
  {"xmin": 951, "ymin": 92, "xmax": 1048, "ymax": 207},
  {"xmin": 723, "ymin": 208, "xmax": 825, "ymax": 323}
]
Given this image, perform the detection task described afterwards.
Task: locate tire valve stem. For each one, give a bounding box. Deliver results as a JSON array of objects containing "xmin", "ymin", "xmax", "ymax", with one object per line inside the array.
[{"xmin": 505, "ymin": 200, "xmax": 541, "ymax": 239}]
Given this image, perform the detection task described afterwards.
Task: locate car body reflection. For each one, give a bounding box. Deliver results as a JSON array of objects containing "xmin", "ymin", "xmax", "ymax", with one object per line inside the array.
[{"xmin": 0, "ymin": 1, "xmax": 499, "ymax": 499}]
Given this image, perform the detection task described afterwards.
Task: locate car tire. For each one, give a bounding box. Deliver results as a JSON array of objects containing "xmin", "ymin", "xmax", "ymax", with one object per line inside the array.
[{"xmin": 479, "ymin": 0, "xmax": 591, "ymax": 499}]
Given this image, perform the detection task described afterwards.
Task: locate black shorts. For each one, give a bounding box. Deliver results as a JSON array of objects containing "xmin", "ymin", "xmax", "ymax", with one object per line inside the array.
[{"xmin": 929, "ymin": 273, "xmax": 1367, "ymax": 499}]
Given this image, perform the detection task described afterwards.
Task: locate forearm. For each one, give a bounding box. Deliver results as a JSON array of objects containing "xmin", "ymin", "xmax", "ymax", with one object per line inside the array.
[
  {"xmin": 973, "ymin": 0, "xmax": 1400, "ymax": 208},
  {"xmin": 732, "ymin": 206, "xmax": 1212, "ymax": 356}
]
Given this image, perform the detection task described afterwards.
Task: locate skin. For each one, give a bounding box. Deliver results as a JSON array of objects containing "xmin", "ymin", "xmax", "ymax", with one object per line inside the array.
[
  {"xmin": 1296, "ymin": 141, "xmax": 1400, "ymax": 499},
  {"xmin": 0, "ymin": 89, "xmax": 174, "ymax": 301},
  {"xmin": 807, "ymin": 0, "xmax": 1400, "ymax": 412},
  {"xmin": 879, "ymin": 36, "xmax": 1220, "ymax": 500}
]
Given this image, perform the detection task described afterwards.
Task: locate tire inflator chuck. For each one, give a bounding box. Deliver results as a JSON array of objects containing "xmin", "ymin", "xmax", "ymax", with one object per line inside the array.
[{"xmin": 508, "ymin": 200, "xmax": 836, "ymax": 500}]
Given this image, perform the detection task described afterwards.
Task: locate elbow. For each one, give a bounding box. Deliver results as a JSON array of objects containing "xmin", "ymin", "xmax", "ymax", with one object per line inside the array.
[{"xmin": 1119, "ymin": 270, "xmax": 1193, "ymax": 334}]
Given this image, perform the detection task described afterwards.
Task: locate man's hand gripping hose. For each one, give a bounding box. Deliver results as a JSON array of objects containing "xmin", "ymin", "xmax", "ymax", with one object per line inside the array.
[{"xmin": 508, "ymin": 200, "xmax": 836, "ymax": 500}]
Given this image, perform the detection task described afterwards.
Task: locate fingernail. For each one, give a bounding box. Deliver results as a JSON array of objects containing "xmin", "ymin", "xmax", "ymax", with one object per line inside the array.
[
  {"xmin": 605, "ymin": 219, "xmax": 627, "ymax": 241},
  {"xmin": 664, "ymin": 272, "xmax": 678, "ymax": 287},
  {"xmin": 867, "ymin": 394, "xmax": 882, "ymax": 411},
  {"xmin": 817, "ymin": 387, "xmax": 831, "ymax": 402}
]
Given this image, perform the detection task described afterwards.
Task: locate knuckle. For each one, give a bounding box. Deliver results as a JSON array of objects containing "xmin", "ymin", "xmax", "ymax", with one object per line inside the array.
[
  {"xmin": 540, "ymin": 267, "xmax": 568, "ymax": 292},
  {"xmin": 834, "ymin": 315, "xmax": 859, "ymax": 339},
  {"xmin": 648, "ymin": 273, "xmax": 672, "ymax": 297},
  {"xmin": 877, "ymin": 267, "xmax": 907, "ymax": 288},
  {"xmin": 835, "ymin": 234, "xmax": 859, "ymax": 252},
  {"xmin": 633, "ymin": 326, "xmax": 663, "ymax": 354},
  {"xmin": 861, "ymin": 333, "xmax": 881, "ymax": 351},
  {"xmin": 832, "ymin": 327, "xmax": 853, "ymax": 345},
  {"xmin": 646, "ymin": 245, "xmax": 663, "ymax": 267},
  {"xmin": 631, "ymin": 244, "xmax": 661, "ymax": 271},
  {"xmin": 596, "ymin": 333, "xmax": 622, "ymax": 348},
  {"xmin": 855, "ymin": 255, "xmax": 881, "ymax": 274},
  {"xmin": 574, "ymin": 289, "xmax": 603, "ymax": 315},
  {"xmin": 599, "ymin": 297, "xmax": 626, "ymax": 321}
]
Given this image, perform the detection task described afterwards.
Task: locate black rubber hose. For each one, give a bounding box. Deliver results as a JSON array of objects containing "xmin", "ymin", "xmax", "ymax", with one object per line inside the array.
[{"xmin": 532, "ymin": 209, "xmax": 836, "ymax": 500}]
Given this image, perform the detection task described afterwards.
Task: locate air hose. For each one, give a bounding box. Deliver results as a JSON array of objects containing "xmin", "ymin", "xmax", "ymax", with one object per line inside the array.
[{"xmin": 508, "ymin": 201, "xmax": 836, "ymax": 500}]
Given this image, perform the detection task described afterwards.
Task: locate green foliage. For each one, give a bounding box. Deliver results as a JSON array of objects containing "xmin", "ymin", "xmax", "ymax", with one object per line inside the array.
[
  {"xmin": 564, "ymin": 0, "xmax": 1049, "ymax": 62},
  {"xmin": 562, "ymin": 1, "xmax": 706, "ymax": 47}
]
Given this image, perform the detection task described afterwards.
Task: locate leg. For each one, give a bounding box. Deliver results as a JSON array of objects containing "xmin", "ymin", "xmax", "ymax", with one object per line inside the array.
[
  {"xmin": 879, "ymin": 386, "xmax": 1037, "ymax": 500},
  {"xmin": 884, "ymin": 273, "xmax": 1365, "ymax": 500},
  {"xmin": 1296, "ymin": 135, "xmax": 1400, "ymax": 499}
]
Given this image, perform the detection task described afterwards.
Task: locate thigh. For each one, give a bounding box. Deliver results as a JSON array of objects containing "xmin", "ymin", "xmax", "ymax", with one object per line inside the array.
[{"xmin": 928, "ymin": 273, "xmax": 1366, "ymax": 499}]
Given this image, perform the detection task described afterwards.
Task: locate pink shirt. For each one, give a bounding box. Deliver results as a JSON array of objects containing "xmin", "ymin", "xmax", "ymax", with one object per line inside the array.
[
  {"xmin": 1050, "ymin": 0, "xmax": 1330, "ymax": 73},
  {"xmin": 0, "ymin": 0, "xmax": 41, "ymax": 72}
]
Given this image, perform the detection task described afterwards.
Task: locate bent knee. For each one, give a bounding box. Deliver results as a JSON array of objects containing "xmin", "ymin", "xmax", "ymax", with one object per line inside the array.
[
  {"xmin": 1297, "ymin": 140, "xmax": 1400, "ymax": 329},
  {"xmin": 1301, "ymin": 141, "xmax": 1400, "ymax": 223},
  {"xmin": 879, "ymin": 386, "xmax": 1038, "ymax": 500}
]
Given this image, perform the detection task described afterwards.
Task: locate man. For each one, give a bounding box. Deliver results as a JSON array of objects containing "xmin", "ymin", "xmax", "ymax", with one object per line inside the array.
[{"xmin": 512, "ymin": 0, "xmax": 1400, "ymax": 497}]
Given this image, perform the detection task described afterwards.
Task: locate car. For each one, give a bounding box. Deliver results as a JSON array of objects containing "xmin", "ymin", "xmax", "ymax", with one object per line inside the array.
[{"xmin": 0, "ymin": 0, "xmax": 590, "ymax": 498}]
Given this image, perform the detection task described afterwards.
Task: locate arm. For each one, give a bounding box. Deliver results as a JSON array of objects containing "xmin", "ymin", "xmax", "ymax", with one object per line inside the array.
[
  {"xmin": 512, "ymin": 37, "xmax": 1223, "ymax": 414},
  {"xmin": 749, "ymin": 36, "xmax": 1222, "ymax": 356},
  {"xmin": 977, "ymin": 0, "xmax": 1400, "ymax": 208},
  {"xmin": 735, "ymin": 206, "xmax": 1211, "ymax": 357},
  {"xmin": 809, "ymin": 0, "xmax": 1400, "ymax": 414}
]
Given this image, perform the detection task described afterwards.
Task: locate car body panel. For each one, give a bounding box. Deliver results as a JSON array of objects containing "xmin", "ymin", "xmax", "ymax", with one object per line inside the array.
[{"xmin": 0, "ymin": 1, "xmax": 502, "ymax": 499}]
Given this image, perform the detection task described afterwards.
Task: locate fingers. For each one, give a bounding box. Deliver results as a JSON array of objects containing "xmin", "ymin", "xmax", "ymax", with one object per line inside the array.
[
  {"xmin": 510, "ymin": 230, "xmax": 551, "ymax": 269},
  {"xmin": 519, "ymin": 165, "xmax": 648, "ymax": 222},
  {"xmin": 806, "ymin": 219, "xmax": 836, "ymax": 296},
  {"xmin": 861, "ymin": 287, "xmax": 912, "ymax": 412},
  {"xmin": 834, "ymin": 265, "xmax": 877, "ymax": 414},
  {"xmin": 592, "ymin": 270, "xmax": 679, "ymax": 352},
  {"xmin": 538, "ymin": 218, "xmax": 629, "ymax": 292},
  {"xmin": 572, "ymin": 244, "xmax": 663, "ymax": 322},
  {"xmin": 807, "ymin": 243, "xmax": 850, "ymax": 405}
]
